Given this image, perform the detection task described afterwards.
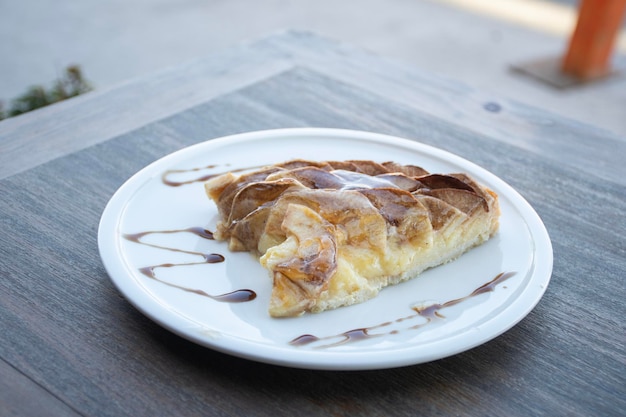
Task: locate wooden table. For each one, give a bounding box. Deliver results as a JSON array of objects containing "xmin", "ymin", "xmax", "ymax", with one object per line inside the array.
[{"xmin": 1, "ymin": 30, "xmax": 624, "ymax": 417}]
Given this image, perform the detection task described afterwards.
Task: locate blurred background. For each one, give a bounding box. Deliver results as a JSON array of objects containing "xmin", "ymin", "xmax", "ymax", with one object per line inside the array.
[{"xmin": 1, "ymin": 0, "xmax": 624, "ymax": 135}]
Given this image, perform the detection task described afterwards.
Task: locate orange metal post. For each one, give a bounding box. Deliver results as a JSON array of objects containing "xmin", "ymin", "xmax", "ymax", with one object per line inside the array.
[{"xmin": 561, "ymin": 0, "xmax": 626, "ymax": 80}]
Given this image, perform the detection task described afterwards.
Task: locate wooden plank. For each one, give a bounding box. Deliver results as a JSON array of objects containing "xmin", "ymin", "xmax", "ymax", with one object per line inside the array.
[
  {"xmin": 562, "ymin": 0, "xmax": 626, "ymax": 80},
  {"xmin": 0, "ymin": 48, "xmax": 292, "ymax": 180},
  {"xmin": 1, "ymin": 31, "xmax": 624, "ymax": 185},
  {"xmin": 260, "ymin": 32, "xmax": 626, "ymax": 184},
  {"xmin": 0, "ymin": 359, "xmax": 81, "ymax": 417},
  {"xmin": 0, "ymin": 68, "xmax": 624, "ymax": 416}
]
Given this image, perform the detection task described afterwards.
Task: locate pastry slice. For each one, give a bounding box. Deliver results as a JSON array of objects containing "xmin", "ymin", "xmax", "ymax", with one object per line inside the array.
[{"xmin": 204, "ymin": 159, "xmax": 499, "ymax": 317}]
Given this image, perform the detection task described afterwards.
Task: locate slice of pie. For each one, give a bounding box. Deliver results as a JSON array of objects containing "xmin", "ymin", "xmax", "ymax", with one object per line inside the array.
[{"xmin": 205, "ymin": 160, "xmax": 499, "ymax": 317}]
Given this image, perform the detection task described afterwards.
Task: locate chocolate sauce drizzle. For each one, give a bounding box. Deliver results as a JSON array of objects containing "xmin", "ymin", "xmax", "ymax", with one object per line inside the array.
[
  {"xmin": 122, "ymin": 227, "xmax": 256, "ymax": 303},
  {"xmin": 289, "ymin": 271, "xmax": 516, "ymax": 348},
  {"xmin": 161, "ymin": 164, "xmax": 260, "ymax": 187},
  {"xmin": 124, "ymin": 227, "xmax": 215, "ymax": 253}
]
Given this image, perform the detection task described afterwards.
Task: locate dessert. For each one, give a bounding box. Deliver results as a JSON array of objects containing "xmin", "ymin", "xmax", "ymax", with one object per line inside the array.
[{"xmin": 205, "ymin": 160, "xmax": 500, "ymax": 317}]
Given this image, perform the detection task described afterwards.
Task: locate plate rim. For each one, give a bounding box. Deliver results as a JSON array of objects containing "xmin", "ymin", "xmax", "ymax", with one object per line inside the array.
[{"xmin": 98, "ymin": 127, "xmax": 553, "ymax": 370}]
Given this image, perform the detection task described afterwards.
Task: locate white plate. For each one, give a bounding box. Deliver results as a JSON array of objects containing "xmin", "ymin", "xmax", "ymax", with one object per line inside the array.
[{"xmin": 98, "ymin": 128, "xmax": 552, "ymax": 370}]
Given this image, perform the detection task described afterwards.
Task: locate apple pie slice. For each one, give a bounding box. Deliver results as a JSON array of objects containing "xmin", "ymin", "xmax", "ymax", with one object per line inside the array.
[{"xmin": 205, "ymin": 160, "xmax": 499, "ymax": 317}]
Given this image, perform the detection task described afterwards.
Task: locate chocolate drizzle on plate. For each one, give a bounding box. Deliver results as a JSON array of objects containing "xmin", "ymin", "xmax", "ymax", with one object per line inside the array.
[
  {"xmin": 122, "ymin": 227, "xmax": 256, "ymax": 303},
  {"xmin": 290, "ymin": 271, "xmax": 516, "ymax": 348},
  {"xmin": 161, "ymin": 164, "xmax": 220, "ymax": 187},
  {"xmin": 162, "ymin": 164, "xmax": 261, "ymax": 187},
  {"xmin": 124, "ymin": 227, "xmax": 215, "ymax": 253}
]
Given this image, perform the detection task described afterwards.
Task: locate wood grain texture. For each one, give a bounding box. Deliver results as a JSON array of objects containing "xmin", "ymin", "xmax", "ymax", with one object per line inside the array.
[
  {"xmin": 0, "ymin": 359, "xmax": 81, "ymax": 417},
  {"xmin": 0, "ymin": 39, "xmax": 292, "ymax": 180},
  {"xmin": 0, "ymin": 32, "xmax": 625, "ymax": 417},
  {"xmin": 1, "ymin": 30, "xmax": 624, "ymax": 183}
]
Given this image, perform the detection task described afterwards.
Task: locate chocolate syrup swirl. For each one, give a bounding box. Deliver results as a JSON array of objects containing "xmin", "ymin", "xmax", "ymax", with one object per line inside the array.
[
  {"xmin": 290, "ymin": 271, "xmax": 516, "ymax": 348},
  {"xmin": 161, "ymin": 165, "xmax": 220, "ymax": 187},
  {"xmin": 122, "ymin": 227, "xmax": 256, "ymax": 303},
  {"xmin": 123, "ymin": 227, "xmax": 214, "ymax": 255},
  {"xmin": 161, "ymin": 165, "xmax": 261, "ymax": 187}
]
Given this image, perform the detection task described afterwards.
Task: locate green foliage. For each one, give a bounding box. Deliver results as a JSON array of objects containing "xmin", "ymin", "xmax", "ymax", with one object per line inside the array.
[{"xmin": 0, "ymin": 65, "xmax": 92, "ymax": 120}]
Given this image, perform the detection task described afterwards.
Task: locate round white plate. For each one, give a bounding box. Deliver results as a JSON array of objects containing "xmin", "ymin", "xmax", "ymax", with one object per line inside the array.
[{"xmin": 98, "ymin": 128, "xmax": 552, "ymax": 370}]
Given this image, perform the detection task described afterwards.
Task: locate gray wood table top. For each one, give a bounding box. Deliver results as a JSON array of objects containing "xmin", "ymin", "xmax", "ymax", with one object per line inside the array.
[{"xmin": 1, "ymin": 30, "xmax": 624, "ymax": 417}]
